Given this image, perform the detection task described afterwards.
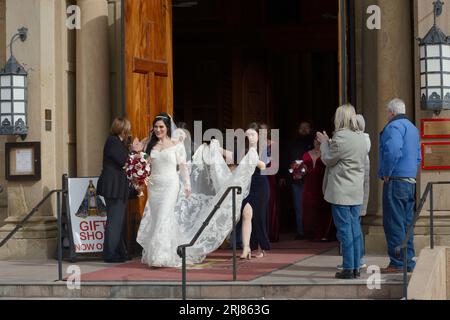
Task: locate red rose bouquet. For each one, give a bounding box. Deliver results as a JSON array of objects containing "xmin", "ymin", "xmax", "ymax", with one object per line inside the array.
[
  {"xmin": 289, "ymin": 160, "xmax": 307, "ymax": 181},
  {"xmin": 124, "ymin": 152, "xmax": 151, "ymax": 197}
]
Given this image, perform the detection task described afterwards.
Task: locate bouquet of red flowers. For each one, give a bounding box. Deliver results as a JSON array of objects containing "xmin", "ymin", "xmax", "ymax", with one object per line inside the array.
[
  {"xmin": 124, "ymin": 152, "xmax": 151, "ymax": 197},
  {"xmin": 289, "ymin": 160, "xmax": 307, "ymax": 181}
]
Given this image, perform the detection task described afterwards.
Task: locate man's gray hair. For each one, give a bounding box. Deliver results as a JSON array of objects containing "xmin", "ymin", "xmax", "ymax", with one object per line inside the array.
[{"xmin": 386, "ymin": 98, "xmax": 406, "ymax": 115}]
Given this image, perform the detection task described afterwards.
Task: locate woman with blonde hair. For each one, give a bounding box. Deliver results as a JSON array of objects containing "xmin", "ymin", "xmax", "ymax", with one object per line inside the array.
[{"xmin": 317, "ymin": 104, "xmax": 367, "ymax": 279}]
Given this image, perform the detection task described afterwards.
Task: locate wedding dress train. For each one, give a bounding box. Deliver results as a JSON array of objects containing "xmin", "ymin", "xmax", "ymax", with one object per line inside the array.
[{"xmin": 136, "ymin": 140, "xmax": 258, "ymax": 267}]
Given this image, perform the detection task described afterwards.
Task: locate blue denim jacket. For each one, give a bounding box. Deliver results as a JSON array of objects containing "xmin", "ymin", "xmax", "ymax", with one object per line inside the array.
[{"xmin": 378, "ymin": 115, "xmax": 421, "ymax": 179}]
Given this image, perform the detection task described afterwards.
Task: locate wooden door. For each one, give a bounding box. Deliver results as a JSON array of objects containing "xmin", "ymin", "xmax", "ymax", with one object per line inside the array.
[
  {"xmin": 242, "ymin": 63, "xmax": 273, "ymax": 128},
  {"xmin": 124, "ymin": 0, "xmax": 174, "ymax": 253}
]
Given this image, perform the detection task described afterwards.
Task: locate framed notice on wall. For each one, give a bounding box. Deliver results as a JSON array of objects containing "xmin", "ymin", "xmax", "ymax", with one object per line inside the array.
[
  {"xmin": 5, "ymin": 142, "xmax": 41, "ymax": 181},
  {"xmin": 422, "ymin": 142, "xmax": 450, "ymax": 170},
  {"xmin": 421, "ymin": 119, "xmax": 450, "ymax": 139}
]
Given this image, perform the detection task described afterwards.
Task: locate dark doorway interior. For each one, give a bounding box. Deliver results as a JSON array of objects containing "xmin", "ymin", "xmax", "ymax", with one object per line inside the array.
[{"xmin": 172, "ymin": 0, "xmax": 339, "ymax": 234}]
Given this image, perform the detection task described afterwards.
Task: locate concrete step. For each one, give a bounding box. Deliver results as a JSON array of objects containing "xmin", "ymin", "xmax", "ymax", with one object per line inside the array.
[
  {"xmin": 0, "ymin": 242, "xmax": 405, "ymax": 299},
  {"xmin": 0, "ymin": 281, "xmax": 403, "ymax": 299}
]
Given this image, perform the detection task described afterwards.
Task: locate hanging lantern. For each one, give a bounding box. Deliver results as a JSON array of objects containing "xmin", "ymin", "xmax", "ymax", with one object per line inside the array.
[
  {"xmin": 0, "ymin": 27, "xmax": 28, "ymax": 138},
  {"xmin": 419, "ymin": 0, "xmax": 450, "ymax": 114}
]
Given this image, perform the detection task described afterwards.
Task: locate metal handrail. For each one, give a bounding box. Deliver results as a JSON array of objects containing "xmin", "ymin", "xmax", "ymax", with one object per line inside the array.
[
  {"xmin": 394, "ymin": 181, "xmax": 450, "ymax": 300},
  {"xmin": 177, "ymin": 186, "xmax": 242, "ymax": 300},
  {"xmin": 0, "ymin": 188, "xmax": 67, "ymax": 281}
]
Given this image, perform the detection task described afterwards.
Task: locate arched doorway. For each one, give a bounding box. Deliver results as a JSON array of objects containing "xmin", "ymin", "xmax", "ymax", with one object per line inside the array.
[{"xmin": 122, "ymin": 0, "xmax": 355, "ymax": 251}]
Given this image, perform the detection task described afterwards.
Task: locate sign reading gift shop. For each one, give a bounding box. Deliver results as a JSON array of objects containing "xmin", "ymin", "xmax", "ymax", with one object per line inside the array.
[{"xmin": 67, "ymin": 177, "xmax": 107, "ymax": 253}]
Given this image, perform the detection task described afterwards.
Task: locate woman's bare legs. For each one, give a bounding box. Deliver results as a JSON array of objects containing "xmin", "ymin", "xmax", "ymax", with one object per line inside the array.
[{"xmin": 240, "ymin": 203, "xmax": 253, "ymax": 259}]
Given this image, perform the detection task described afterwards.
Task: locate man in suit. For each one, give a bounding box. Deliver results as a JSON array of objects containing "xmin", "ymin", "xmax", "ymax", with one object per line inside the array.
[{"xmin": 280, "ymin": 121, "xmax": 314, "ymax": 240}]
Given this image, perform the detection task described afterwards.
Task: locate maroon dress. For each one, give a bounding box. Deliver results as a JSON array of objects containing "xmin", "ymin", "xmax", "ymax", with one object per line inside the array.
[{"xmin": 301, "ymin": 151, "xmax": 335, "ymax": 241}]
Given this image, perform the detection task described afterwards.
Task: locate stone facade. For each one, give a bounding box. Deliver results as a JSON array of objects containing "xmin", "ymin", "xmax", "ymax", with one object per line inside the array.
[
  {"xmin": 358, "ymin": 0, "xmax": 415, "ymax": 253},
  {"xmin": 414, "ymin": 0, "xmax": 450, "ymax": 251},
  {"xmin": 0, "ymin": 0, "xmax": 117, "ymax": 260},
  {"xmin": 0, "ymin": 0, "xmax": 450, "ymax": 260},
  {"xmin": 0, "ymin": 0, "xmax": 7, "ymax": 228},
  {"xmin": 361, "ymin": 0, "xmax": 450, "ymax": 254},
  {"xmin": 1, "ymin": 0, "xmax": 80, "ymax": 259}
]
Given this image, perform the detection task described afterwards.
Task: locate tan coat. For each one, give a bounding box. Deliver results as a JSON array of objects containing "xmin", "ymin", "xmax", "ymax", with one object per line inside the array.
[{"xmin": 321, "ymin": 129, "xmax": 367, "ymax": 206}]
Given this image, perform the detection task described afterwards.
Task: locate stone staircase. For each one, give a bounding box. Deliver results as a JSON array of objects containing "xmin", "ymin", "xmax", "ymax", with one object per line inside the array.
[
  {"xmin": 0, "ymin": 245, "xmax": 405, "ymax": 299},
  {"xmin": 0, "ymin": 280, "xmax": 403, "ymax": 299}
]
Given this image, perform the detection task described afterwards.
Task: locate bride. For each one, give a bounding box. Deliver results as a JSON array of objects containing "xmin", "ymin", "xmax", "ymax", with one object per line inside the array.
[{"xmin": 136, "ymin": 113, "xmax": 259, "ymax": 267}]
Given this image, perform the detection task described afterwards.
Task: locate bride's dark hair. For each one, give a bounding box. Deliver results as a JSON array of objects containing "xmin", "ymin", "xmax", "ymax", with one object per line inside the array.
[{"xmin": 145, "ymin": 112, "xmax": 172, "ymax": 154}]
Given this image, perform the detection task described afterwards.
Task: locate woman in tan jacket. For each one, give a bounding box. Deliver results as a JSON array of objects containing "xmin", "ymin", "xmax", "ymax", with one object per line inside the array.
[{"xmin": 317, "ymin": 104, "xmax": 367, "ymax": 279}]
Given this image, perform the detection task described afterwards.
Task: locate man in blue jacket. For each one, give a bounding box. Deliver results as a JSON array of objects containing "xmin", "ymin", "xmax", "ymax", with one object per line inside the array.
[{"xmin": 378, "ymin": 98, "xmax": 421, "ymax": 273}]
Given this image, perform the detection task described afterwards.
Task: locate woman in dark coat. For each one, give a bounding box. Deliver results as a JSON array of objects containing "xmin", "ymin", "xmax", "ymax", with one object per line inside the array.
[{"xmin": 97, "ymin": 117, "xmax": 141, "ymax": 263}]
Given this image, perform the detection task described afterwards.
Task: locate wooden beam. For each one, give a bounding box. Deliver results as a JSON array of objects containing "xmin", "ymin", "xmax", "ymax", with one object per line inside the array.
[{"xmin": 133, "ymin": 57, "xmax": 169, "ymax": 76}]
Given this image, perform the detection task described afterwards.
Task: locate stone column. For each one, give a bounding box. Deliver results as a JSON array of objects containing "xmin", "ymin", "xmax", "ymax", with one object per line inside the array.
[
  {"xmin": 76, "ymin": 0, "xmax": 110, "ymax": 176},
  {"xmin": 359, "ymin": 0, "xmax": 416, "ymax": 253},
  {"xmin": 0, "ymin": 0, "xmax": 7, "ymax": 228},
  {"xmin": 108, "ymin": 0, "xmax": 123, "ymax": 118},
  {"xmin": 414, "ymin": 0, "xmax": 450, "ymax": 250},
  {"xmin": 0, "ymin": 0, "xmax": 59, "ymax": 260}
]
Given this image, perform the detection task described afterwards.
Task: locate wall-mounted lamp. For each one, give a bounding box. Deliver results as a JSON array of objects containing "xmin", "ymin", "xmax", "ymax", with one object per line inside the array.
[
  {"xmin": 0, "ymin": 27, "xmax": 29, "ymax": 140},
  {"xmin": 419, "ymin": 0, "xmax": 450, "ymax": 115}
]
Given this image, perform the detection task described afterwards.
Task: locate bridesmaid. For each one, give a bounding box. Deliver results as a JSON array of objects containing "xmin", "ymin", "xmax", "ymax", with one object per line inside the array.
[
  {"xmin": 240, "ymin": 123, "xmax": 271, "ymax": 259},
  {"xmin": 301, "ymin": 137, "xmax": 335, "ymax": 241}
]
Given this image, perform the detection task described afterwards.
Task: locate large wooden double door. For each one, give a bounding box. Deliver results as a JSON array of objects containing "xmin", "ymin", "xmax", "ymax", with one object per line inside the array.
[
  {"xmin": 124, "ymin": 0, "xmax": 352, "ymax": 136},
  {"xmin": 123, "ymin": 0, "xmax": 173, "ymax": 252},
  {"xmin": 123, "ymin": 0, "xmax": 353, "ymax": 251},
  {"xmin": 124, "ymin": 0, "xmax": 174, "ymax": 136}
]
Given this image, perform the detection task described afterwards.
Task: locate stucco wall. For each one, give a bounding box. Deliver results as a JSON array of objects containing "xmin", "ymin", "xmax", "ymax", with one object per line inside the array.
[
  {"xmin": 416, "ymin": 1, "xmax": 450, "ymax": 209},
  {"xmin": 0, "ymin": 0, "xmax": 6, "ymax": 227}
]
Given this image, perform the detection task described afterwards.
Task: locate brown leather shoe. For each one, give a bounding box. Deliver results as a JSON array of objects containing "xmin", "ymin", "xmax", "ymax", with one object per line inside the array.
[{"xmin": 380, "ymin": 265, "xmax": 403, "ymax": 274}]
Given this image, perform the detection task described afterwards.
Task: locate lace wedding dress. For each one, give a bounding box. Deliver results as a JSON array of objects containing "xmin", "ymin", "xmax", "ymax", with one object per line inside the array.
[{"xmin": 136, "ymin": 140, "xmax": 258, "ymax": 267}]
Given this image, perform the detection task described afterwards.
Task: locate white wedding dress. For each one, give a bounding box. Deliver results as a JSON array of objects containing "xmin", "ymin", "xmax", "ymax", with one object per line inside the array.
[{"xmin": 136, "ymin": 140, "xmax": 258, "ymax": 267}]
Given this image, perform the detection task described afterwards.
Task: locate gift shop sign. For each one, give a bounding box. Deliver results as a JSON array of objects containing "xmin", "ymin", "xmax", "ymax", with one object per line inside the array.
[{"xmin": 67, "ymin": 178, "xmax": 107, "ymax": 253}]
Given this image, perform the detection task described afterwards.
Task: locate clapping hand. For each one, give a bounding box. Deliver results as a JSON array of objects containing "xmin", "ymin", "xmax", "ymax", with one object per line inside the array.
[{"xmin": 316, "ymin": 131, "xmax": 329, "ymax": 144}]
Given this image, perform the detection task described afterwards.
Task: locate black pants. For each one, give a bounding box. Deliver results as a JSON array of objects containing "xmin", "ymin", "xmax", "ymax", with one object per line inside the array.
[{"xmin": 103, "ymin": 198, "xmax": 128, "ymax": 260}]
